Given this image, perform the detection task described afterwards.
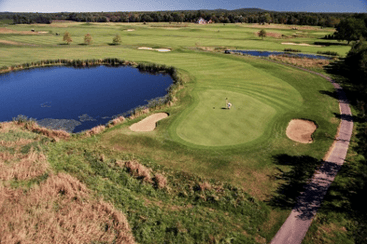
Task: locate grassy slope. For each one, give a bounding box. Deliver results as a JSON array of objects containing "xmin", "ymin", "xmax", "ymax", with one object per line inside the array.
[{"xmin": 0, "ymin": 21, "xmax": 347, "ymax": 243}]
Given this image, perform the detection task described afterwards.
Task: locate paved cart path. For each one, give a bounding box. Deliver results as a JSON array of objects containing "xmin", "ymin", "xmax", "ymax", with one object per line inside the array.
[{"xmin": 269, "ymin": 66, "xmax": 353, "ymax": 244}]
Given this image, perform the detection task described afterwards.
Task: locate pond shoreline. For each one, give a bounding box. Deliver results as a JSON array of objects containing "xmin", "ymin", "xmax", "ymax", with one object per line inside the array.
[{"xmin": 0, "ymin": 59, "xmax": 184, "ymax": 133}]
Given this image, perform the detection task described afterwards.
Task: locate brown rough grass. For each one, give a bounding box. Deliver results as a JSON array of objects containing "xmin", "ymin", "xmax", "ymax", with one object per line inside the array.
[
  {"xmin": 110, "ymin": 116, "xmax": 126, "ymax": 126},
  {"xmin": 20, "ymin": 122, "xmax": 70, "ymax": 141},
  {"xmin": 199, "ymin": 181, "xmax": 212, "ymax": 191},
  {"xmin": 0, "ymin": 27, "xmax": 38, "ymax": 35},
  {"xmin": 0, "ymin": 150, "xmax": 49, "ymax": 180},
  {"xmin": 85, "ymin": 125, "xmax": 106, "ymax": 136},
  {"xmin": 0, "ymin": 138, "xmax": 36, "ymax": 148},
  {"xmin": 255, "ymin": 31, "xmax": 282, "ymax": 38},
  {"xmin": 0, "ymin": 173, "xmax": 135, "ymax": 244},
  {"xmin": 125, "ymin": 160, "xmax": 152, "ymax": 182},
  {"xmin": 154, "ymin": 173, "xmax": 168, "ymax": 189},
  {"xmin": 268, "ymin": 55, "xmax": 330, "ymax": 69}
]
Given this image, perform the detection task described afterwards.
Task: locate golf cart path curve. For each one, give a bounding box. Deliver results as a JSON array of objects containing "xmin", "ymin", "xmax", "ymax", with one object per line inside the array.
[{"xmin": 268, "ymin": 63, "xmax": 353, "ymax": 244}]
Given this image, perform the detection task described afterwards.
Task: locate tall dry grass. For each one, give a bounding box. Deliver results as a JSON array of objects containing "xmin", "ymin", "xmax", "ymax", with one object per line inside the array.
[
  {"xmin": 29, "ymin": 125, "xmax": 70, "ymax": 141},
  {"xmin": 199, "ymin": 181, "xmax": 212, "ymax": 191},
  {"xmin": 125, "ymin": 160, "xmax": 152, "ymax": 183},
  {"xmin": 0, "ymin": 149, "xmax": 49, "ymax": 181},
  {"xmin": 85, "ymin": 125, "xmax": 105, "ymax": 137},
  {"xmin": 0, "ymin": 173, "xmax": 135, "ymax": 244},
  {"xmin": 154, "ymin": 173, "xmax": 168, "ymax": 189},
  {"xmin": 268, "ymin": 55, "xmax": 330, "ymax": 69},
  {"xmin": 110, "ymin": 116, "xmax": 126, "ymax": 126}
]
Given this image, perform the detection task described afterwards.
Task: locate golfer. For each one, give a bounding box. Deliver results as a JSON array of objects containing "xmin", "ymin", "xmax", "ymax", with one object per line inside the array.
[{"xmin": 227, "ymin": 102, "xmax": 232, "ymax": 109}]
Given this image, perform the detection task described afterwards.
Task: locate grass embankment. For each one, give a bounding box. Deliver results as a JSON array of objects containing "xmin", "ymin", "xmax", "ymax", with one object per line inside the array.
[{"xmin": 0, "ymin": 22, "xmax": 347, "ymax": 243}]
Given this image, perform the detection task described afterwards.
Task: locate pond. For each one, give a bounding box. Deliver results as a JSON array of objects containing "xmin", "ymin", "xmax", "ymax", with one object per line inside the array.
[
  {"xmin": 0, "ymin": 66, "xmax": 173, "ymax": 132},
  {"xmin": 227, "ymin": 50, "xmax": 332, "ymax": 60}
]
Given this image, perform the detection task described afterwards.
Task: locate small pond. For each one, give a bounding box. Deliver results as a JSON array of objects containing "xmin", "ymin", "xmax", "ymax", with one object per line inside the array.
[
  {"xmin": 227, "ymin": 50, "xmax": 332, "ymax": 60},
  {"xmin": 0, "ymin": 66, "xmax": 173, "ymax": 132}
]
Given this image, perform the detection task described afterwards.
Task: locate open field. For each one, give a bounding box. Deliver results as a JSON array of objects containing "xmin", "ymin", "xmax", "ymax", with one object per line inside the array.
[{"xmin": 0, "ymin": 21, "xmax": 348, "ymax": 243}]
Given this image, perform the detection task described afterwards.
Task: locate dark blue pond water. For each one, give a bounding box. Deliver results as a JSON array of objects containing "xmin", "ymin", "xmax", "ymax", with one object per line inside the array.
[
  {"xmin": 228, "ymin": 50, "xmax": 332, "ymax": 60},
  {"xmin": 0, "ymin": 66, "xmax": 173, "ymax": 132}
]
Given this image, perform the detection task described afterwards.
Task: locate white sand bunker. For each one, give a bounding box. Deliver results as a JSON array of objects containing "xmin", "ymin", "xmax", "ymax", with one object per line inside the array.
[
  {"xmin": 138, "ymin": 47, "xmax": 153, "ymax": 50},
  {"xmin": 129, "ymin": 113, "xmax": 168, "ymax": 132},
  {"xmin": 156, "ymin": 49, "xmax": 171, "ymax": 52},
  {"xmin": 286, "ymin": 119, "xmax": 317, "ymax": 143},
  {"xmin": 138, "ymin": 47, "xmax": 171, "ymax": 52},
  {"xmin": 127, "ymin": 29, "xmax": 135, "ymax": 31},
  {"xmin": 281, "ymin": 42, "xmax": 323, "ymax": 47}
]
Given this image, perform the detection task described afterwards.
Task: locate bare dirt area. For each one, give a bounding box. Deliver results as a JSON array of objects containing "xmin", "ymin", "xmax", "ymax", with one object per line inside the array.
[
  {"xmin": 286, "ymin": 119, "xmax": 317, "ymax": 143},
  {"xmin": 129, "ymin": 113, "xmax": 168, "ymax": 132}
]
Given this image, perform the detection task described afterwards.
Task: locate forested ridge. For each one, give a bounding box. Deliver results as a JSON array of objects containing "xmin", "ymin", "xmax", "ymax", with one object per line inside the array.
[{"xmin": 0, "ymin": 9, "xmax": 365, "ymax": 28}]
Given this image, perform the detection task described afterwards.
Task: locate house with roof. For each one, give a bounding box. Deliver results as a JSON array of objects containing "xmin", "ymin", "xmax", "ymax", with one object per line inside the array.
[{"xmin": 196, "ymin": 18, "xmax": 208, "ymax": 24}]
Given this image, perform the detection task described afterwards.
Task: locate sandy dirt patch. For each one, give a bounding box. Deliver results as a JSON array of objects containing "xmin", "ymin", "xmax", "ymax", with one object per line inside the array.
[
  {"xmin": 129, "ymin": 113, "xmax": 168, "ymax": 132},
  {"xmin": 138, "ymin": 47, "xmax": 153, "ymax": 50},
  {"xmin": 281, "ymin": 42, "xmax": 323, "ymax": 47},
  {"xmin": 138, "ymin": 47, "xmax": 171, "ymax": 52},
  {"xmin": 156, "ymin": 48, "xmax": 171, "ymax": 52},
  {"xmin": 286, "ymin": 119, "xmax": 317, "ymax": 143},
  {"xmin": 127, "ymin": 29, "xmax": 135, "ymax": 31},
  {"xmin": 37, "ymin": 31, "xmax": 48, "ymax": 34}
]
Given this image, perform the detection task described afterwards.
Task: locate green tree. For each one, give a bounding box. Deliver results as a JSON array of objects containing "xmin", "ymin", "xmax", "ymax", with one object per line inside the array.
[
  {"xmin": 112, "ymin": 34, "xmax": 121, "ymax": 45},
  {"xmin": 334, "ymin": 18, "xmax": 366, "ymax": 44},
  {"xmin": 63, "ymin": 31, "xmax": 72, "ymax": 45},
  {"xmin": 344, "ymin": 38, "xmax": 367, "ymax": 90},
  {"xmin": 258, "ymin": 29, "xmax": 266, "ymax": 40},
  {"xmin": 84, "ymin": 33, "xmax": 93, "ymax": 45}
]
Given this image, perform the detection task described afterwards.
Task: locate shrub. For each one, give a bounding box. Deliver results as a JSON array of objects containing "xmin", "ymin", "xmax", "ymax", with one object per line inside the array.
[
  {"xmin": 84, "ymin": 33, "xmax": 93, "ymax": 45},
  {"xmin": 317, "ymin": 51, "xmax": 339, "ymax": 56},
  {"xmin": 63, "ymin": 31, "xmax": 72, "ymax": 44},
  {"xmin": 284, "ymin": 48, "xmax": 301, "ymax": 52},
  {"xmin": 112, "ymin": 34, "xmax": 122, "ymax": 45}
]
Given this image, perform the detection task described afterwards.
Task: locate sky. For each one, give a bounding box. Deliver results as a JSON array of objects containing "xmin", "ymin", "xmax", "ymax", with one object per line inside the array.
[{"xmin": 0, "ymin": 0, "xmax": 366, "ymax": 13}]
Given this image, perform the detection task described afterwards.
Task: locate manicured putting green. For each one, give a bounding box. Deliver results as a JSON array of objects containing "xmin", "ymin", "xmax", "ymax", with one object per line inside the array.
[{"xmin": 176, "ymin": 90, "xmax": 277, "ymax": 146}]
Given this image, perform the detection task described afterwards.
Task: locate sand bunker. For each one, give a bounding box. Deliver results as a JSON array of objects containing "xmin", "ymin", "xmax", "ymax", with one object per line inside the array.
[
  {"xmin": 129, "ymin": 113, "xmax": 168, "ymax": 132},
  {"xmin": 127, "ymin": 29, "xmax": 135, "ymax": 31},
  {"xmin": 156, "ymin": 49, "xmax": 171, "ymax": 52},
  {"xmin": 282, "ymin": 42, "xmax": 323, "ymax": 47},
  {"xmin": 138, "ymin": 47, "xmax": 153, "ymax": 50},
  {"xmin": 138, "ymin": 47, "xmax": 171, "ymax": 52},
  {"xmin": 286, "ymin": 119, "xmax": 317, "ymax": 143}
]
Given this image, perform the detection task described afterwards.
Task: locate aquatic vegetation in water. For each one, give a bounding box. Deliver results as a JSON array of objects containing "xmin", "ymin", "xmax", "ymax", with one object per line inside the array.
[{"xmin": 78, "ymin": 114, "xmax": 96, "ymax": 122}]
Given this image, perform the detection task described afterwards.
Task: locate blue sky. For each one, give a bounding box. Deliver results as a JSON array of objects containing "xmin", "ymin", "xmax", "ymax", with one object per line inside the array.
[{"xmin": 0, "ymin": 0, "xmax": 366, "ymax": 13}]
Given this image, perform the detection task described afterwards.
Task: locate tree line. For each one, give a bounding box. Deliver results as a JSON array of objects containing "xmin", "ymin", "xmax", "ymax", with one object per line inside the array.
[{"xmin": 1, "ymin": 10, "xmax": 364, "ymax": 27}]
